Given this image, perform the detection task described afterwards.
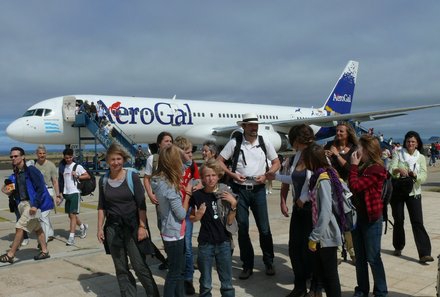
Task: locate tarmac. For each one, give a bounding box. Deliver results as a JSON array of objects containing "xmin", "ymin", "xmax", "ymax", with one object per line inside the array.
[{"xmin": 0, "ymin": 167, "xmax": 439, "ymax": 297}]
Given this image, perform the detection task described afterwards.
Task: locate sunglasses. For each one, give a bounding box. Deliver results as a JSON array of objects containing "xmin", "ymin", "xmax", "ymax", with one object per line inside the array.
[{"xmin": 10, "ymin": 155, "xmax": 21, "ymax": 159}]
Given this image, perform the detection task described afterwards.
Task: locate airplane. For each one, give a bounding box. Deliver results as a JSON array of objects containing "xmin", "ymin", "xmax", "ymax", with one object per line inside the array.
[{"xmin": 6, "ymin": 60, "xmax": 440, "ymax": 153}]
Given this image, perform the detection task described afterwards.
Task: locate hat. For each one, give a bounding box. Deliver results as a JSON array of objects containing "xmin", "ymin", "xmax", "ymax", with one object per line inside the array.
[{"xmin": 237, "ymin": 113, "xmax": 259, "ymax": 126}]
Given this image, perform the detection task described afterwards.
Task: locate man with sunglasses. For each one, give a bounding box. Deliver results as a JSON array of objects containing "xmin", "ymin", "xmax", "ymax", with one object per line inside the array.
[{"xmin": 0, "ymin": 147, "xmax": 54, "ymax": 264}]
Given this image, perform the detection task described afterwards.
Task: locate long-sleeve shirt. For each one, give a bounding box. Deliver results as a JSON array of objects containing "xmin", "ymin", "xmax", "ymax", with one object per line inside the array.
[{"xmin": 349, "ymin": 164, "xmax": 386, "ymax": 222}]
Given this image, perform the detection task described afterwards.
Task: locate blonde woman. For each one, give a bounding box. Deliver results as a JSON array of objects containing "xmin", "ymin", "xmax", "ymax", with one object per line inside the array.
[{"xmin": 152, "ymin": 145, "xmax": 192, "ymax": 297}]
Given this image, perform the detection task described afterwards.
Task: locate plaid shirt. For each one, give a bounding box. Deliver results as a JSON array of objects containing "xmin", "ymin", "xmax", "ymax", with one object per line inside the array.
[{"xmin": 349, "ymin": 164, "xmax": 387, "ymax": 222}]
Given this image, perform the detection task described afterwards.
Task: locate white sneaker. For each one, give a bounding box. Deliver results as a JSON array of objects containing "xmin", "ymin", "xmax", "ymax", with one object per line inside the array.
[
  {"xmin": 66, "ymin": 237, "xmax": 75, "ymax": 246},
  {"xmin": 80, "ymin": 224, "xmax": 88, "ymax": 239},
  {"xmin": 21, "ymin": 239, "xmax": 30, "ymax": 246}
]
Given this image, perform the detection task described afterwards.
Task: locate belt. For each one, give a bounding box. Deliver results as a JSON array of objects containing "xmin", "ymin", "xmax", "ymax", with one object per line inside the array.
[
  {"xmin": 47, "ymin": 186, "xmax": 53, "ymax": 189},
  {"xmin": 234, "ymin": 183, "xmax": 265, "ymax": 191}
]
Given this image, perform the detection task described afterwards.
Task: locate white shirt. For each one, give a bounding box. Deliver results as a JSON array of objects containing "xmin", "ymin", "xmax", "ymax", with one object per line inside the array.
[
  {"xmin": 220, "ymin": 136, "xmax": 277, "ymax": 184},
  {"xmin": 145, "ymin": 155, "xmax": 154, "ymax": 176},
  {"xmin": 63, "ymin": 162, "xmax": 86, "ymax": 194}
]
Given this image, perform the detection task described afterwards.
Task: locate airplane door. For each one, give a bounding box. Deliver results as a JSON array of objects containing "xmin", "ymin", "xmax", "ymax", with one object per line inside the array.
[{"xmin": 63, "ymin": 96, "xmax": 77, "ymax": 122}]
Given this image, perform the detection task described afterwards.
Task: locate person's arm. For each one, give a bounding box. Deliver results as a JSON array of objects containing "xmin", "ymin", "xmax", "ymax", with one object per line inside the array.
[
  {"xmin": 217, "ymin": 155, "xmax": 246, "ymax": 183},
  {"xmin": 280, "ymin": 183, "xmax": 290, "ymax": 217},
  {"xmin": 97, "ymin": 209, "xmax": 105, "ymax": 244},
  {"xmin": 220, "ymin": 191, "xmax": 238, "ymax": 225},
  {"xmin": 137, "ymin": 209, "xmax": 149, "ymax": 241},
  {"xmin": 309, "ymin": 181, "xmax": 333, "ymax": 243},
  {"xmin": 143, "ymin": 175, "xmax": 158, "ymax": 204}
]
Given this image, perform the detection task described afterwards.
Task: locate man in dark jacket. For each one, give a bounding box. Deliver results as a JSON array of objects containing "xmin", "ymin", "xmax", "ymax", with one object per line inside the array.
[{"xmin": 0, "ymin": 147, "xmax": 54, "ymax": 264}]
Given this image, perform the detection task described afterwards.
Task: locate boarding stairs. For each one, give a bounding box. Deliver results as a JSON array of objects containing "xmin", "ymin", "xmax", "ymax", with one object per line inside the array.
[{"xmin": 73, "ymin": 112, "xmax": 138, "ymax": 164}]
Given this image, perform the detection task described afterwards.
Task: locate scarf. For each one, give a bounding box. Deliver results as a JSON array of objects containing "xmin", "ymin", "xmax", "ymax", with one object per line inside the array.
[
  {"xmin": 400, "ymin": 148, "xmax": 420, "ymax": 174},
  {"xmin": 309, "ymin": 167, "xmax": 344, "ymax": 226}
]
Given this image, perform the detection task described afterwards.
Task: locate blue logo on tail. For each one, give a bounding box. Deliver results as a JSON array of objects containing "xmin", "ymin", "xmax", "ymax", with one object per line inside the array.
[{"xmin": 323, "ymin": 61, "xmax": 358, "ymax": 115}]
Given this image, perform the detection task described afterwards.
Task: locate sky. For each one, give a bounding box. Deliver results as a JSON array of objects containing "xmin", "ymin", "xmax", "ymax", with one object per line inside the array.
[{"xmin": 1, "ymin": 1, "xmax": 439, "ymax": 152}]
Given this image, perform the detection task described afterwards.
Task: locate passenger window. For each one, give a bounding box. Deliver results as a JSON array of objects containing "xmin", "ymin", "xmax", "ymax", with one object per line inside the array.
[{"xmin": 197, "ymin": 112, "xmax": 201, "ymax": 117}]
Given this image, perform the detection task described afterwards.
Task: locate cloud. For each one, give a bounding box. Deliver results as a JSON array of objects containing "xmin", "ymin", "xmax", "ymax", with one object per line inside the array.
[{"xmin": 1, "ymin": 1, "xmax": 439, "ymax": 140}]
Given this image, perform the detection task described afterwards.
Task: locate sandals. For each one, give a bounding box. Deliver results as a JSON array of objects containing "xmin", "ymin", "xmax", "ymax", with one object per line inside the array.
[
  {"xmin": 0, "ymin": 253, "xmax": 14, "ymax": 264},
  {"xmin": 34, "ymin": 251, "xmax": 50, "ymax": 261}
]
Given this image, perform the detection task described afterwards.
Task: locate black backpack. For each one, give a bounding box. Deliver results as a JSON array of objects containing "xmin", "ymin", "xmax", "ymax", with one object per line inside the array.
[
  {"xmin": 230, "ymin": 132, "xmax": 268, "ymax": 173},
  {"xmin": 381, "ymin": 171, "xmax": 393, "ymax": 234},
  {"xmin": 73, "ymin": 163, "xmax": 96, "ymax": 196}
]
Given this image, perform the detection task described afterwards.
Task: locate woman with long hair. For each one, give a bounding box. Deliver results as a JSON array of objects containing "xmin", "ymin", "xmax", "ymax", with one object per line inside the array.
[
  {"xmin": 152, "ymin": 145, "xmax": 192, "ymax": 297},
  {"xmin": 266, "ymin": 124, "xmax": 316, "ymax": 297},
  {"xmin": 97, "ymin": 144, "xmax": 159, "ymax": 297},
  {"xmin": 303, "ymin": 143, "xmax": 342, "ymax": 297},
  {"xmin": 389, "ymin": 131, "xmax": 433, "ymax": 263},
  {"xmin": 348, "ymin": 135, "xmax": 388, "ymax": 297},
  {"xmin": 324, "ymin": 122, "xmax": 358, "ymax": 263}
]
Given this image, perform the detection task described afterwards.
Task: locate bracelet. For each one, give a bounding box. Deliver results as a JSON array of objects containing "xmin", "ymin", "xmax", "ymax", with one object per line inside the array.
[
  {"xmin": 139, "ymin": 225, "xmax": 147, "ymax": 229},
  {"xmin": 186, "ymin": 191, "xmax": 192, "ymax": 196},
  {"xmin": 230, "ymin": 207, "xmax": 237, "ymax": 212}
]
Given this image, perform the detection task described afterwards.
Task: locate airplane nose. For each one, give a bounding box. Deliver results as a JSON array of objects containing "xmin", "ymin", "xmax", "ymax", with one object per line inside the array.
[{"xmin": 6, "ymin": 120, "xmax": 24, "ymax": 141}]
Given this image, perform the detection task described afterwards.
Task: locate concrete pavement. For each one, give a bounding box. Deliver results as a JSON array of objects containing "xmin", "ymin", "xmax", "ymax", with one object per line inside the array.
[{"xmin": 0, "ymin": 168, "xmax": 439, "ymax": 297}]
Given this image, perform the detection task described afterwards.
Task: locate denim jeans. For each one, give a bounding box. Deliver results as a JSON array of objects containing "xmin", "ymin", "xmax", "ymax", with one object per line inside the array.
[
  {"xmin": 234, "ymin": 185, "xmax": 274, "ymax": 269},
  {"xmin": 106, "ymin": 224, "xmax": 160, "ymax": 297},
  {"xmin": 185, "ymin": 208, "xmax": 194, "ymax": 281},
  {"xmin": 352, "ymin": 217, "xmax": 388, "ymax": 297},
  {"xmin": 198, "ymin": 241, "xmax": 235, "ymax": 297},
  {"xmin": 163, "ymin": 238, "xmax": 185, "ymax": 297}
]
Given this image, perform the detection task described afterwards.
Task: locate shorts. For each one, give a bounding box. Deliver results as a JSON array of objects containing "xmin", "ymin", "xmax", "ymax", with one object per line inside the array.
[
  {"xmin": 64, "ymin": 193, "xmax": 81, "ymax": 214},
  {"xmin": 16, "ymin": 201, "xmax": 42, "ymax": 233}
]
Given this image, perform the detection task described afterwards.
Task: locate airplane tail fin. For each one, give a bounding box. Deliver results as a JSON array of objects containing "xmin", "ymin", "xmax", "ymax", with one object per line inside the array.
[{"xmin": 321, "ymin": 60, "xmax": 358, "ymax": 115}]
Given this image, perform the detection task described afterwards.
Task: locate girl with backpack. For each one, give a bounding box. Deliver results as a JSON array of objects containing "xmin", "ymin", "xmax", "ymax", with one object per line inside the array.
[
  {"xmin": 303, "ymin": 143, "xmax": 342, "ymax": 297},
  {"xmin": 348, "ymin": 135, "xmax": 388, "ymax": 297}
]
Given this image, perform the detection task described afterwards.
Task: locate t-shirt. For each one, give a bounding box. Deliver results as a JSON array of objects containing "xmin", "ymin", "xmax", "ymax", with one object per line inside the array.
[
  {"xmin": 35, "ymin": 160, "xmax": 57, "ymax": 188},
  {"xmin": 180, "ymin": 161, "xmax": 200, "ymax": 197},
  {"xmin": 220, "ymin": 136, "xmax": 277, "ymax": 184},
  {"xmin": 98, "ymin": 171, "xmax": 146, "ymax": 217},
  {"xmin": 144, "ymin": 154, "xmax": 155, "ymax": 176},
  {"xmin": 63, "ymin": 162, "xmax": 87, "ymax": 195},
  {"xmin": 190, "ymin": 189, "xmax": 229, "ymax": 244}
]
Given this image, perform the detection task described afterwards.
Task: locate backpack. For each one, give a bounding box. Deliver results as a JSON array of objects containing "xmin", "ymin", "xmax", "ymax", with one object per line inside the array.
[
  {"xmin": 73, "ymin": 163, "xmax": 96, "ymax": 196},
  {"xmin": 101, "ymin": 168, "xmax": 137, "ymax": 196},
  {"xmin": 230, "ymin": 132, "xmax": 268, "ymax": 173},
  {"xmin": 332, "ymin": 180, "xmax": 357, "ymax": 232},
  {"xmin": 381, "ymin": 171, "xmax": 393, "ymax": 234}
]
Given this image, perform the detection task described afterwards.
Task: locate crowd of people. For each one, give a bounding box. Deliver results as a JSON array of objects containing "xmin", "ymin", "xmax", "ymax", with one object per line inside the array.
[{"xmin": 0, "ymin": 114, "xmax": 436, "ymax": 297}]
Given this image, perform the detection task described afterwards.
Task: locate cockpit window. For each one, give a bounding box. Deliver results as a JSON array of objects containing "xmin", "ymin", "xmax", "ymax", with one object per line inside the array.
[
  {"xmin": 22, "ymin": 108, "xmax": 54, "ymax": 117},
  {"xmin": 23, "ymin": 109, "xmax": 36, "ymax": 117},
  {"xmin": 44, "ymin": 109, "xmax": 54, "ymax": 116}
]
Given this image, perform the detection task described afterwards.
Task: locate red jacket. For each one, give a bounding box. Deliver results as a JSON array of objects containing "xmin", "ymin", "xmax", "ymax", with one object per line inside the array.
[{"xmin": 349, "ymin": 163, "xmax": 386, "ymax": 222}]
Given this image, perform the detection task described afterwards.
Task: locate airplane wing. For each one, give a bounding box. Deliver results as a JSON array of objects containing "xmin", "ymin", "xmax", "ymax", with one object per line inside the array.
[
  {"xmin": 270, "ymin": 103, "xmax": 440, "ymax": 128},
  {"xmin": 211, "ymin": 103, "xmax": 440, "ymax": 136}
]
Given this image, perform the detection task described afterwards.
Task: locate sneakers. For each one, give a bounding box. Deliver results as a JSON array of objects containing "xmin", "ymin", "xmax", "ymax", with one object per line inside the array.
[
  {"xmin": 80, "ymin": 224, "xmax": 88, "ymax": 239},
  {"xmin": 66, "ymin": 237, "xmax": 75, "ymax": 246},
  {"xmin": 21, "ymin": 238, "xmax": 30, "ymax": 246},
  {"xmin": 419, "ymin": 255, "xmax": 434, "ymax": 263},
  {"xmin": 184, "ymin": 280, "xmax": 196, "ymax": 295},
  {"xmin": 239, "ymin": 268, "xmax": 253, "ymax": 280}
]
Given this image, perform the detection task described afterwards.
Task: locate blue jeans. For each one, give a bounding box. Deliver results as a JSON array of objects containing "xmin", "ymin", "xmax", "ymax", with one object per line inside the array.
[
  {"xmin": 198, "ymin": 241, "xmax": 234, "ymax": 297},
  {"xmin": 163, "ymin": 239, "xmax": 185, "ymax": 297},
  {"xmin": 352, "ymin": 217, "xmax": 388, "ymax": 297},
  {"xmin": 185, "ymin": 208, "xmax": 194, "ymax": 281},
  {"xmin": 233, "ymin": 185, "xmax": 274, "ymax": 269}
]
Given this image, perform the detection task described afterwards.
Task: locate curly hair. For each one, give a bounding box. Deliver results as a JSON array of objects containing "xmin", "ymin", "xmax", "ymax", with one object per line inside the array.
[{"xmin": 200, "ymin": 159, "xmax": 224, "ymax": 179}]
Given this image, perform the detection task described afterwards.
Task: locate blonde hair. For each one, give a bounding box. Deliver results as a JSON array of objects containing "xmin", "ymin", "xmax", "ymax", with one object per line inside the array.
[
  {"xmin": 358, "ymin": 135, "xmax": 383, "ymax": 166},
  {"xmin": 174, "ymin": 136, "xmax": 192, "ymax": 151},
  {"xmin": 106, "ymin": 143, "xmax": 129, "ymax": 163},
  {"xmin": 200, "ymin": 159, "xmax": 224, "ymax": 179},
  {"xmin": 154, "ymin": 145, "xmax": 183, "ymax": 192},
  {"xmin": 335, "ymin": 122, "xmax": 358, "ymax": 146}
]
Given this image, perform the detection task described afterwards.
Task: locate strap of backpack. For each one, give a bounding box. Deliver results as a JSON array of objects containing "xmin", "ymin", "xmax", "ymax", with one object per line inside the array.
[
  {"xmin": 102, "ymin": 169, "xmax": 135, "ymax": 196},
  {"xmin": 231, "ymin": 134, "xmax": 243, "ymax": 173},
  {"xmin": 257, "ymin": 135, "xmax": 269, "ymax": 172}
]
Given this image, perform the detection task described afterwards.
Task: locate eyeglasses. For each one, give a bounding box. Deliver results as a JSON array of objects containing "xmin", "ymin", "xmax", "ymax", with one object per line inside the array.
[{"xmin": 9, "ymin": 155, "xmax": 20, "ymax": 159}]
